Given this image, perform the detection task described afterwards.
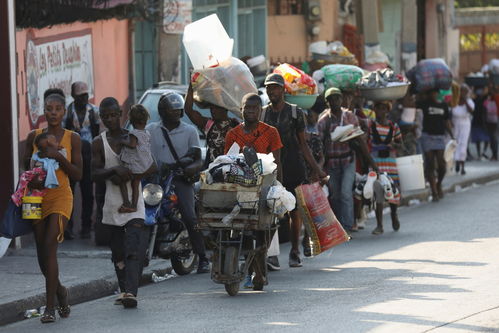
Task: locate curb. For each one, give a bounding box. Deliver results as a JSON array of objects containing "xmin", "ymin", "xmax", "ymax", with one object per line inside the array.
[
  {"xmin": 400, "ymin": 172, "xmax": 499, "ymax": 206},
  {"xmin": 0, "ymin": 265, "xmax": 172, "ymax": 326}
]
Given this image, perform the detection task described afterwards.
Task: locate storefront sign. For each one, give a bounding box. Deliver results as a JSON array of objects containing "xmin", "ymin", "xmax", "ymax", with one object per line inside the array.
[
  {"xmin": 163, "ymin": 0, "xmax": 192, "ymax": 34},
  {"xmin": 26, "ymin": 30, "xmax": 94, "ymax": 127}
]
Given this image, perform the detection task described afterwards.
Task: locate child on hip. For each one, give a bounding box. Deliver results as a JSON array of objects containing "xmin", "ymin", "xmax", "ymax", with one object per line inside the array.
[{"xmin": 119, "ymin": 105, "xmax": 155, "ymax": 213}]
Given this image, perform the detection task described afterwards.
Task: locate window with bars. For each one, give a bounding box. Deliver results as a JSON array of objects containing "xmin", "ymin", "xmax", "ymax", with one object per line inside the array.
[{"xmin": 268, "ymin": 0, "xmax": 305, "ymax": 15}]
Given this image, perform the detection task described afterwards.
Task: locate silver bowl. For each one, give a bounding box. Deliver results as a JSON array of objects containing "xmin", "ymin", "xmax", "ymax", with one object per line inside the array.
[{"xmin": 359, "ymin": 84, "xmax": 410, "ymax": 101}]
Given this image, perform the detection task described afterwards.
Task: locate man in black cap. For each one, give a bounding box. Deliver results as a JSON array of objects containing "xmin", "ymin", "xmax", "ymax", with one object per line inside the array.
[{"xmin": 262, "ymin": 73, "xmax": 327, "ymax": 268}]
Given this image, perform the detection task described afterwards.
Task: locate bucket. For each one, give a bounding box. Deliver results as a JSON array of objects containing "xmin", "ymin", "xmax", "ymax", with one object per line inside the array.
[
  {"xmin": 21, "ymin": 196, "xmax": 43, "ymax": 220},
  {"xmin": 182, "ymin": 14, "xmax": 234, "ymax": 69},
  {"xmin": 396, "ymin": 154, "xmax": 425, "ymax": 192}
]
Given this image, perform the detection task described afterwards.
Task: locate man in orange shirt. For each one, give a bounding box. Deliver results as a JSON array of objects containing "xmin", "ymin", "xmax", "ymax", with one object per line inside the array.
[
  {"xmin": 224, "ymin": 92, "xmax": 282, "ymax": 290},
  {"xmin": 224, "ymin": 93, "xmax": 283, "ymax": 181}
]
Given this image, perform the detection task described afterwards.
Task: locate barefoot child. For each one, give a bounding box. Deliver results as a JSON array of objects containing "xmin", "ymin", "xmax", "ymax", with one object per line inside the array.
[{"xmin": 119, "ymin": 105, "xmax": 154, "ymax": 213}]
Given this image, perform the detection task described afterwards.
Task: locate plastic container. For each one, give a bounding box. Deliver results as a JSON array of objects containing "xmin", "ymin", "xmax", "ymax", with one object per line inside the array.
[
  {"xmin": 183, "ymin": 14, "xmax": 234, "ymax": 69},
  {"xmin": 284, "ymin": 94, "xmax": 319, "ymax": 109},
  {"xmin": 396, "ymin": 154, "xmax": 425, "ymax": 192},
  {"xmin": 359, "ymin": 84, "xmax": 410, "ymax": 102},
  {"xmin": 22, "ymin": 196, "xmax": 43, "ymax": 219}
]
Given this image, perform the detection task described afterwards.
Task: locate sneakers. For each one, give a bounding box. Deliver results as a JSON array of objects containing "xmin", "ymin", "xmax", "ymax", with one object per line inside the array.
[
  {"xmin": 289, "ymin": 252, "xmax": 303, "ymax": 268},
  {"xmin": 302, "ymin": 237, "xmax": 312, "ymax": 257},
  {"xmin": 363, "ymin": 171, "xmax": 377, "ymax": 200},
  {"xmin": 243, "ymin": 275, "xmax": 254, "ymax": 289},
  {"xmin": 197, "ymin": 256, "xmax": 210, "ymax": 274},
  {"xmin": 267, "ymin": 255, "xmax": 281, "ymax": 271}
]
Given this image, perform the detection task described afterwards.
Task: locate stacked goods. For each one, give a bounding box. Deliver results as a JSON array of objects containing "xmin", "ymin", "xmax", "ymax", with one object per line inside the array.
[
  {"xmin": 406, "ymin": 59, "xmax": 452, "ymax": 93},
  {"xmin": 274, "ymin": 63, "xmax": 319, "ymax": 109},
  {"xmin": 321, "ymin": 64, "xmax": 364, "ymax": 91},
  {"xmin": 183, "ymin": 15, "xmax": 257, "ymax": 115},
  {"xmin": 191, "ymin": 57, "xmax": 257, "ymax": 116},
  {"xmin": 295, "ymin": 182, "xmax": 349, "ymax": 256},
  {"xmin": 357, "ymin": 68, "xmax": 410, "ymax": 101},
  {"xmin": 273, "ymin": 63, "xmax": 317, "ymax": 95}
]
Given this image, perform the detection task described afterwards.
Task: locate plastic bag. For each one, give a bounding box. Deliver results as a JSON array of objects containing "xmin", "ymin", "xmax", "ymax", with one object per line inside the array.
[
  {"xmin": 295, "ymin": 182, "xmax": 349, "ymax": 255},
  {"xmin": 267, "ymin": 181, "xmax": 296, "ymax": 217},
  {"xmin": 321, "ymin": 64, "xmax": 364, "ymax": 90},
  {"xmin": 406, "ymin": 58, "xmax": 452, "ymax": 93},
  {"xmin": 192, "ymin": 57, "xmax": 257, "ymax": 115},
  {"xmin": 273, "ymin": 63, "xmax": 317, "ymax": 95},
  {"xmin": 257, "ymin": 153, "xmax": 277, "ymax": 175}
]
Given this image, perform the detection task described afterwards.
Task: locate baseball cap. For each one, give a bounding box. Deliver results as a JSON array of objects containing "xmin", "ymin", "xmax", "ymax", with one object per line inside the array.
[
  {"xmin": 73, "ymin": 81, "xmax": 89, "ymax": 96},
  {"xmin": 264, "ymin": 73, "xmax": 285, "ymax": 87},
  {"xmin": 324, "ymin": 87, "xmax": 342, "ymax": 99}
]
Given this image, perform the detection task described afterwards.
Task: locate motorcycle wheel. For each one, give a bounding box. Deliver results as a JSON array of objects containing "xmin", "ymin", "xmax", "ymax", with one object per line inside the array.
[
  {"xmin": 171, "ymin": 252, "xmax": 198, "ymax": 275},
  {"xmin": 225, "ymin": 282, "xmax": 240, "ymax": 296}
]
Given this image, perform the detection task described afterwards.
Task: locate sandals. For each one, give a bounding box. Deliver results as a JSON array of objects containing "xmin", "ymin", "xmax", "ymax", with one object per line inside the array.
[
  {"xmin": 57, "ymin": 286, "xmax": 71, "ymax": 318},
  {"xmin": 40, "ymin": 308, "xmax": 56, "ymax": 324},
  {"xmin": 121, "ymin": 293, "xmax": 138, "ymax": 308},
  {"xmin": 114, "ymin": 292, "xmax": 125, "ymax": 305},
  {"xmin": 372, "ymin": 227, "xmax": 384, "ymax": 235}
]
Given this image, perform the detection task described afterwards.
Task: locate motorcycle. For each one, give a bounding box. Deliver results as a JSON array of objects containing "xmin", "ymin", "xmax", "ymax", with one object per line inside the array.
[{"xmin": 142, "ymin": 165, "xmax": 198, "ymax": 275}]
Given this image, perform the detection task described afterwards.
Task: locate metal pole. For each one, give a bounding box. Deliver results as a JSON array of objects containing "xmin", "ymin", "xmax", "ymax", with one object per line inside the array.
[
  {"xmin": 7, "ymin": 0, "xmax": 21, "ymax": 248},
  {"xmin": 230, "ymin": 0, "xmax": 238, "ymax": 57}
]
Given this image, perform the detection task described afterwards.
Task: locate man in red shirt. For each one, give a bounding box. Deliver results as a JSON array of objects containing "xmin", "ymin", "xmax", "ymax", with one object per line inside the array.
[
  {"xmin": 224, "ymin": 92, "xmax": 282, "ymax": 289},
  {"xmin": 224, "ymin": 93, "xmax": 283, "ymax": 181}
]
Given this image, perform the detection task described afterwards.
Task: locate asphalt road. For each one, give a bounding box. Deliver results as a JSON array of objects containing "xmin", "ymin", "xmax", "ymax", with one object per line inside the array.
[{"xmin": 5, "ymin": 181, "xmax": 499, "ymax": 333}]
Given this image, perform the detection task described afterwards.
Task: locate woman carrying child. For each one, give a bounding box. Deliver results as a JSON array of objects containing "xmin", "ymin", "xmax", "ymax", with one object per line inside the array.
[
  {"xmin": 118, "ymin": 104, "xmax": 155, "ymax": 213},
  {"xmin": 23, "ymin": 88, "xmax": 82, "ymax": 323}
]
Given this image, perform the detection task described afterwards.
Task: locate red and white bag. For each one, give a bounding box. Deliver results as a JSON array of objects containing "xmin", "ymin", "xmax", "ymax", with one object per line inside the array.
[{"xmin": 295, "ymin": 182, "xmax": 350, "ymax": 256}]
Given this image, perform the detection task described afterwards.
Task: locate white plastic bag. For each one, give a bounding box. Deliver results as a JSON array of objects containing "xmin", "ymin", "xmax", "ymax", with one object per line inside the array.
[
  {"xmin": 257, "ymin": 153, "xmax": 277, "ymax": 175},
  {"xmin": 267, "ymin": 232, "xmax": 280, "ymax": 257},
  {"xmin": 267, "ymin": 181, "xmax": 296, "ymax": 216},
  {"xmin": 192, "ymin": 57, "xmax": 258, "ymax": 115}
]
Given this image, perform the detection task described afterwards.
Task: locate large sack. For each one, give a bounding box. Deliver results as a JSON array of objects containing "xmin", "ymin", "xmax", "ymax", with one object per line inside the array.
[
  {"xmin": 273, "ymin": 63, "xmax": 317, "ymax": 95},
  {"xmin": 192, "ymin": 57, "xmax": 257, "ymax": 116},
  {"xmin": 295, "ymin": 182, "xmax": 350, "ymax": 256},
  {"xmin": 406, "ymin": 58, "xmax": 452, "ymax": 93},
  {"xmin": 321, "ymin": 64, "xmax": 364, "ymax": 90}
]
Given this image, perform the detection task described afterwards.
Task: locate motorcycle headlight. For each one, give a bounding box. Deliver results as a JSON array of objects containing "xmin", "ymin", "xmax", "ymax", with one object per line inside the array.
[{"xmin": 142, "ymin": 184, "xmax": 163, "ymax": 206}]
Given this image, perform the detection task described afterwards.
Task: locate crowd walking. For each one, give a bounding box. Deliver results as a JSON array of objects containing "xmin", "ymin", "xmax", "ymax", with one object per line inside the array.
[{"xmin": 5, "ymin": 59, "xmax": 499, "ymax": 323}]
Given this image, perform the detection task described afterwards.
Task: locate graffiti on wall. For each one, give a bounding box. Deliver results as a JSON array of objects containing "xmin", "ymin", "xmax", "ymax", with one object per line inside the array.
[
  {"xmin": 25, "ymin": 30, "xmax": 94, "ymax": 127},
  {"xmin": 163, "ymin": 0, "xmax": 192, "ymax": 34}
]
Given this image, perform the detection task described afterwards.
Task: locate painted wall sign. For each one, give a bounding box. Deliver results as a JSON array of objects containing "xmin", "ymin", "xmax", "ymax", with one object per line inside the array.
[
  {"xmin": 163, "ymin": 0, "xmax": 192, "ymax": 34},
  {"xmin": 25, "ymin": 30, "xmax": 94, "ymax": 127}
]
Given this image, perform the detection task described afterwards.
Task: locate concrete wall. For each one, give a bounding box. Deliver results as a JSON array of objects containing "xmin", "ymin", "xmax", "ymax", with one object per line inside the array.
[
  {"xmin": 15, "ymin": 19, "xmax": 131, "ymax": 141},
  {"xmin": 424, "ymin": 0, "xmax": 460, "ymax": 76},
  {"xmin": 378, "ymin": 0, "xmax": 402, "ymax": 70},
  {"xmin": 267, "ymin": 0, "xmax": 340, "ymax": 64}
]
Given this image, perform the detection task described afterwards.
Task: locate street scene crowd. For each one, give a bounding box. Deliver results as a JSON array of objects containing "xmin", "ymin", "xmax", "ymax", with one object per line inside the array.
[{"xmin": 2, "ymin": 2, "xmax": 499, "ymax": 330}]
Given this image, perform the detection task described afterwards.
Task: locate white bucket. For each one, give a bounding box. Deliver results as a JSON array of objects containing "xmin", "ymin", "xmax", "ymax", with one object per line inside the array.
[
  {"xmin": 396, "ymin": 154, "xmax": 425, "ymax": 192},
  {"xmin": 182, "ymin": 14, "xmax": 233, "ymax": 69}
]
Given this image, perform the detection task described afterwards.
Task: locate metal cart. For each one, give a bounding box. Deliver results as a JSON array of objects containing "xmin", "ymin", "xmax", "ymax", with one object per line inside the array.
[{"xmin": 197, "ymin": 173, "xmax": 277, "ymax": 296}]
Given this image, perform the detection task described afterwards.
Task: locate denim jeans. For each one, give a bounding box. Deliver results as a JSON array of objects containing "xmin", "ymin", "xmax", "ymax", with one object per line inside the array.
[
  {"xmin": 106, "ymin": 218, "xmax": 150, "ymax": 296},
  {"xmin": 328, "ymin": 161, "xmax": 356, "ymax": 230}
]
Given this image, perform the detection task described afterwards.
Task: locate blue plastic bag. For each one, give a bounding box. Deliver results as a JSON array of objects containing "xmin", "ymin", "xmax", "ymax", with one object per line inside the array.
[{"xmin": 0, "ymin": 200, "xmax": 33, "ymax": 239}]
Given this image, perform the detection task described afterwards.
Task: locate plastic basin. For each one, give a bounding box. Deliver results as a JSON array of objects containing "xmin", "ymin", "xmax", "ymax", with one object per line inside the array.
[{"xmin": 284, "ymin": 94, "xmax": 319, "ymax": 109}]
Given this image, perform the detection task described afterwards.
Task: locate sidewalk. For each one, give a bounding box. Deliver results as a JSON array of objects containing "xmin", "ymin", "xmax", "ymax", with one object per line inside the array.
[{"xmin": 0, "ymin": 161, "xmax": 498, "ymax": 326}]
